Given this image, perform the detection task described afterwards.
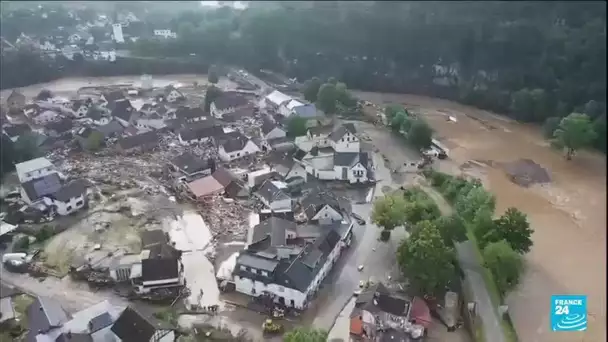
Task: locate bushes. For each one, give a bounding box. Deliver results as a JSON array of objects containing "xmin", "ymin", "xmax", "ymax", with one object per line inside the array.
[{"xmin": 380, "ymin": 230, "xmax": 391, "ymax": 241}]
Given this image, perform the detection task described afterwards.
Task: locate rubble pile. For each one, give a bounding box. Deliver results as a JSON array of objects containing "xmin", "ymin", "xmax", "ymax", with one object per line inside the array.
[{"xmin": 198, "ymin": 196, "xmax": 252, "ymax": 239}]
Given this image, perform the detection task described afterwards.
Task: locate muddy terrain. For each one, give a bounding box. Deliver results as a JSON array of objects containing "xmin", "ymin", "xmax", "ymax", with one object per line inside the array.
[{"xmin": 354, "ymin": 91, "xmax": 606, "ymax": 342}]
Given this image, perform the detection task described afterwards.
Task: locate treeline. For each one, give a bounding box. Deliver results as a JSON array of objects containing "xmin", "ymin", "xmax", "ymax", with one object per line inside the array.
[{"xmin": 0, "ymin": 50, "xmax": 210, "ymax": 90}]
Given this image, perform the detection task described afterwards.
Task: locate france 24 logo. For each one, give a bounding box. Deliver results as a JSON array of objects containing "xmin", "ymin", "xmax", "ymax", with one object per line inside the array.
[{"xmin": 551, "ymin": 295, "xmax": 587, "ymax": 331}]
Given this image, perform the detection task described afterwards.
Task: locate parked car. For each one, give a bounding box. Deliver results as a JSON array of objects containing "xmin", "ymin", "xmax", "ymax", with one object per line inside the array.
[{"xmin": 351, "ymin": 213, "xmax": 366, "ymax": 225}]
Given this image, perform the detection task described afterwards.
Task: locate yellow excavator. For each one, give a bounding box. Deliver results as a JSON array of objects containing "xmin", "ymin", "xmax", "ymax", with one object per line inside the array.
[{"xmin": 262, "ymin": 319, "xmax": 284, "ymax": 335}]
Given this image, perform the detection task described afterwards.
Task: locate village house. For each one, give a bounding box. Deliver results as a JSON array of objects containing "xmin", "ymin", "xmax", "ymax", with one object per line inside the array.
[
  {"xmin": 262, "ymin": 90, "xmax": 292, "ymax": 113},
  {"xmin": 3, "ymin": 123, "xmax": 32, "ymax": 142},
  {"xmin": 75, "ymin": 127, "xmax": 104, "ymax": 151},
  {"xmin": 260, "ymin": 117, "xmax": 287, "ymax": 141},
  {"xmin": 97, "ymin": 119, "xmax": 125, "ymax": 138},
  {"xmin": 170, "ymin": 153, "xmax": 215, "ymax": 182},
  {"xmin": 210, "ymin": 92, "xmax": 250, "ymax": 118},
  {"xmin": 111, "ymin": 306, "xmax": 175, "ymax": 342},
  {"xmin": 30, "ymin": 299, "xmax": 126, "ymax": 342},
  {"xmin": 100, "ymin": 90, "xmax": 125, "ymax": 108},
  {"xmin": 186, "ymin": 175, "xmax": 225, "ymax": 200},
  {"xmin": 117, "ymin": 131, "xmax": 159, "ymax": 153},
  {"xmin": 42, "ymin": 179, "xmax": 88, "ymax": 216},
  {"xmin": 178, "ymin": 123, "xmax": 223, "ymax": 145},
  {"xmin": 349, "ymin": 282, "xmax": 431, "ymax": 340},
  {"xmin": 175, "ymin": 106, "xmax": 208, "ymax": 123},
  {"xmin": 278, "ymin": 99, "xmax": 305, "ymax": 117},
  {"xmin": 221, "ymin": 106, "xmax": 256, "ymax": 123},
  {"xmin": 136, "ymin": 113, "xmax": 167, "ymax": 130},
  {"xmin": 161, "ymin": 85, "xmax": 184, "ymax": 103},
  {"xmin": 26, "ymin": 296, "xmax": 70, "ymax": 342},
  {"xmin": 15, "ymin": 157, "xmax": 57, "ymax": 183},
  {"xmin": 294, "ymin": 125, "xmax": 334, "ymax": 151},
  {"xmin": 216, "ymin": 131, "xmax": 261, "ymax": 162},
  {"xmin": 6, "ymin": 90, "xmax": 26, "ymax": 112},
  {"xmin": 132, "ymin": 257, "xmax": 184, "ymax": 295},
  {"xmin": 212, "ymin": 167, "xmax": 249, "ymax": 199},
  {"xmin": 110, "ymin": 99, "xmax": 137, "ymax": 126},
  {"xmin": 267, "ymin": 152, "xmax": 308, "ymax": 181},
  {"xmin": 20, "ymin": 172, "xmax": 62, "ymax": 205},
  {"xmin": 233, "ymin": 226, "xmax": 345, "ymax": 310},
  {"xmin": 255, "ymin": 179, "xmax": 292, "ymax": 212}
]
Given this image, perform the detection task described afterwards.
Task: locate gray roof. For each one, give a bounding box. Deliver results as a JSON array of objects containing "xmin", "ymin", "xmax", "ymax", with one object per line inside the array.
[
  {"xmin": 212, "ymin": 92, "xmax": 249, "ymax": 110},
  {"xmin": 175, "ymin": 106, "xmax": 206, "ymax": 120},
  {"xmin": 97, "ymin": 120, "xmax": 124, "ymax": 137},
  {"xmin": 261, "ymin": 117, "xmax": 278, "ymax": 135},
  {"xmin": 50, "ymin": 179, "xmax": 87, "ymax": 202},
  {"xmin": 171, "ymin": 153, "xmax": 214, "ymax": 175},
  {"xmin": 179, "ymin": 125, "xmax": 223, "ymax": 142},
  {"xmin": 118, "ymin": 131, "xmax": 159, "ymax": 150},
  {"xmin": 249, "ymin": 216, "xmax": 295, "ymax": 247},
  {"xmin": 141, "ymin": 258, "xmax": 179, "ymax": 281},
  {"xmin": 333, "ymin": 152, "xmax": 360, "ymax": 167},
  {"xmin": 217, "ymin": 131, "xmax": 250, "ymax": 153},
  {"xmin": 308, "ymin": 125, "xmax": 333, "ymax": 137},
  {"xmin": 236, "ymin": 253, "xmax": 279, "ymax": 272},
  {"xmin": 140, "ymin": 229, "xmax": 167, "ymax": 248},
  {"xmin": 27, "ymin": 296, "xmax": 70, "ymax": 341},
  {"xmin": 111, "ymin": 307, "xmax": 168, "ymax": 342},
  {"xmin": 329, "ymin": 124, "xmax": 357, "ymax": 142},
  {"xmin": 102, "ymin": 90, "xmax": 124, "ymax": 103},
  {"xmin": 300, "ymin": 190, "xmax": 342, "ymax": 220},
  {"xmin": 21, "ymin": 173, "xmax": 62, "ymax": 202},
  {"xmin": 292, "ymin": 103, "xmax": 322, "ymax": 118},
  {"xmin": 222, "ymin": 107, "xmax": 255, "ymax": 122},
  {"xmin": 87, "ymin": 107, "xmax": 103, "ymax": 120},
  {"xmin": 256, "ymin": 180, "xmax": 290, "ymax": 204},
  {"xmin": 110, "ymin": 99, "xmax": 134, "ymax": 120}
]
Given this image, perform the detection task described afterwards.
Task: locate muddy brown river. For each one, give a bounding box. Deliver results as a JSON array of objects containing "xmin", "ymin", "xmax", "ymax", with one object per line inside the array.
[{"xmin": 355, "ymin": 91, "xmax": 606, "ymax": 342}]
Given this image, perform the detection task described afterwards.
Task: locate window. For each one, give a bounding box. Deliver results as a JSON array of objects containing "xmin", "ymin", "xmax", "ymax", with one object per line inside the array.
[
  {"xmin": 240, "ymin": 266, "xmax": 247, "ymax": 271},
  {"xmin": 250, "ymin": 268, "xmax": 257, "ymax": 274},
  {"xmin": 261, "ymin": 271, "xmax": 268, "ymax": 277},
  {"xmin": 76, "ymin": 200, "xmax": 83, "ymax": 206},
  {"xmin": 236, "ymin": 153, "xmax": 240, "ymax": 157},
  {"xmin": 66, "ymin": 206, "xmax": 72, "ymax": 211}
]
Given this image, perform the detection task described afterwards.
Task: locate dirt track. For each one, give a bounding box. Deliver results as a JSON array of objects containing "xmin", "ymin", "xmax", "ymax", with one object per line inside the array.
[{"xmin": 354, "ymin": 91, "xmax": 607, "ymax": 342}]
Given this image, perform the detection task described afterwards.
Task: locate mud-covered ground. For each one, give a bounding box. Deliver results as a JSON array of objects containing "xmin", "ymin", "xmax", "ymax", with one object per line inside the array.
[{"xmin": 354, "ymin": 91, "xmax": 607, "ymax": 342}]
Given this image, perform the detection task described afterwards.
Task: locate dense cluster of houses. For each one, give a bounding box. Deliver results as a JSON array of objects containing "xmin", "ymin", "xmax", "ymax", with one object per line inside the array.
[{"xmin": 0, "ymin": 282, "xmax": 175, "ymax": 342}]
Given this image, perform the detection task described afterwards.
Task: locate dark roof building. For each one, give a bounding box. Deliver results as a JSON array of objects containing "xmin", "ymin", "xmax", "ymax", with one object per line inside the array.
[
  {"xmin": 117, "ymin": 131, "xmax": 159, "ymax": 151},
  {"xmin": 49, "ymin": 179, "xmax": 87, "ymax": 202},
  {"xmin": 175, "ymin": 106, "xmax": 207, "ymax": 121},
  {"xmin": 141, "ymin": 258, "xmax": 179, "ymax": 282},
  {"xmin": 21, "ymin": 173, "xmax": 62, "ymax": 203},
  {"xmin": 178, "ymin": 124, "xmax": 223, "ymax": 142},
  {"xmin": 170, "ymin": 153, "xmax": 215, "ymax": 176},
  {"xmin": 212, "ymin": 92, "xmax": 249, "ymax": 110},
  {"xmin": 256, "ymin": 179, "xmax": 290, "ymax": 204},
  {"xmin": 102, "ymin": 90, "xmax": 125, "ymax": 104},
  {"xmin": 26, "ymin": 297, "xmax": 70, "ymax": 342},
  {"xmin": 110, "ymin": 99, "xmax": 135, "ymax": 121},
  {"xmin": 111, "ymin": 307, "xmax": 173, "ymax": 342}
]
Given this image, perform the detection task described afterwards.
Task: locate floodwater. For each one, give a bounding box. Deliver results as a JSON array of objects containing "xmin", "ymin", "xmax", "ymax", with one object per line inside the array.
[{"xmin": 354, "ymin": 91, "xmax": 606, "ymax": 342}]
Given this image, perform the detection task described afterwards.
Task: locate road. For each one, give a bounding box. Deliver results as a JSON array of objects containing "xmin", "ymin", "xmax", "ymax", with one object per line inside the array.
[{"xmin": 311, "ymin": 151, "xmax": 408, "ymax": 331}]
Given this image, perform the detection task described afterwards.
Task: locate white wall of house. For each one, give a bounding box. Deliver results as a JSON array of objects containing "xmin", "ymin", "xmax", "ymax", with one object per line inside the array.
[
  {"xmin": 156, "ymin": 330, "xmax": 175, "ymax": 342},
  {"xmin": 264, "ymin": 127, "xmax": 286, "ymax": 140},
  {"xmin": 234, "ymin": 274, "xmax": 307, "ymax": 309},
  {"xmin": 332, "ymin": 132, "xmax": 360, "ymax": 153},
  {"xmin": 93, "ymin": 117, "xmax": 110, "ymax": 126},
  {"xmin": 347, "ymin": 163, "xmax": 368, "ymax": 183},
  {"xmin": 304, "ymin": 240, "xmax": 345, "ymax": 297},
  {"xmin": 136, "ymin": 118, "xmax": 165, "ymax": 130},
  {"xmin": 263, "ymin": 196, "xmax": 291, "ymax": 212},
  {"xmin": 311, "ymin": 204, "xmax": 343, "ymax": 222},
  {"xmin": 112, "ymin": 24, "xmax": 125, "ymax": 43},
  {"xmin": 153, "ymin": 29, "xmax": 177, "ymax": 38},
  {"xmin": 178, "ymin": 134, "xmax": 212, "ymax": 146},
  {"xmin": 43, "ymin": 193, "xmax": 86, "ymax": 216},
  {"xmin": 313, "ymin": 169, "xmax": 336, "ymax": 180},
  {"xmin": 304, "ymin": 154, "xmax": 333, "ymax": 171},
  {"xmin": 142, "ymin": 277, "xmax": 181, "ymax": 287},
  {"xmin": 210, "ymin": 103, "xmax": 236, "ymax": 118},
  {"xmin": 20, "ymin": 187, "xmax": 36, "ymax": 205},
  {"xmin": 19, "ymin": 166, "xmax": 57, "ymax": 183},
  {"xmin": 218, "ymin": 140, "xmax": 260, "ymax": 162}
]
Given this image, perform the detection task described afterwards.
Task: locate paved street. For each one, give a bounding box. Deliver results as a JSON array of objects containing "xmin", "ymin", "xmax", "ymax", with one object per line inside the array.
[{"xmin": 311, "ymin": 152, "xmax": 409, "ymax": 331}]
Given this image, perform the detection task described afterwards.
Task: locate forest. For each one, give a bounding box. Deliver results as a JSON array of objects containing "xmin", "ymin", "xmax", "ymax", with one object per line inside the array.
[{"xmin": 1, "ymin": 2, "xmax": 605, "ymax": 150}]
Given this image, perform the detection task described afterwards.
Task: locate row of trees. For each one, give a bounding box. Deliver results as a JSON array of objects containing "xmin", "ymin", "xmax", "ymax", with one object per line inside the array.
[
  {"xmin": 302, "ymin": 77, "xmax": 358, "ymax": 115},
  {"xmin": 426, "ymin": 170, "xmax": 534, "ymax": 295},
  {"xmin": 385, "ymin": 105, "xmax": 434, "ymax": 151}
]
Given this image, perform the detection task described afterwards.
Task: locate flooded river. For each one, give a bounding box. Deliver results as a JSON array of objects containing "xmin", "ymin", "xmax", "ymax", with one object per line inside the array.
[{"xmin": 354, "ymin": 91, "xmax": 606, "ymax": 342}]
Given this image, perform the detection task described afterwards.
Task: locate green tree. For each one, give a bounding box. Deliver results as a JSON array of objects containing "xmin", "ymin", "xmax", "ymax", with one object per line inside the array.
[
  {"xmin": 204, "ymin": 85, "xmax": 222, "ymax": 112},
  {"xmin": 434, "ymin": 214, "xmax": 467, "ymax": 246},
  {"xmin": 472, "ymin": 207, "xmax": 498, "ymax": 248},
  {"xmin": 390, "ymin": 111, "xmax": 408, "ymax": 131},
  {"xmin": 483, "ymin": 240, "xmax": 524, "ymax": 295},
  {"xmin": 283, "ymin": 328, "xmax": 328, "ymax": 342},
  {"xmin": 403, "ymin": 199, "xmax": 441, "ymax": 227},
  {"xmin": 371, "ymin": 194, "xmax": 407, "ymax": 240},
  {"xmin": 208, "ymin": 65, "xmax": 219, "ymax": 84},
  {"xmin": 542, "ymin": 117, "xmax": 561, "ymax": 139},
  {"xmin": 493, "ymin": 207, "xmax": 534, "ymax": 254},
  {"xmin": 552, "ymin": 113, "xmax": 597, "ymax": 160},
  {"xmin": 407, "ymin": 119, "xmax": 433, "ymax": 150},
  {"xmin": 455, "ymin": 186, "xmax": 495, "ymax": 222},
  {"xmin": 303, "ymin": 77, "xmax": 322, "ymax": 102},
  {"xmin": 397, "ymin": 221, "xmax": 455, "ymax": 296},
  {"xmin": 385, "ymin": 104, "xmax": 404, "ymax": 121},
  {"xmin": 592, "ymin": 114, "xmax": 607, "ymax": 152},
  {"xmin": 287, "ymin": 116, "xmax": 308, "ymax": 137},
  {"xmin": 85, "ymin": 131, "xmax": 105, "ymax": 151},
  {"xmin": 316, "ymin": 83, "xmax": 338, "ymax": 114}
]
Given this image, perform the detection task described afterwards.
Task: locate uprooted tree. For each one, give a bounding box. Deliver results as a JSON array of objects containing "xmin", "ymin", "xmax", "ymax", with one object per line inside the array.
[{"xmin": 551, "ymin": 113, "xmax": 597, "ymax": 160}]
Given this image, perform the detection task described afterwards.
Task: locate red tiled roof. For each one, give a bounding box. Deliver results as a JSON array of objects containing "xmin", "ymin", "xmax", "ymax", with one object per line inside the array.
[{"xmin": 411, "ymin": 296, "xmax": 433, "ymax": 328}]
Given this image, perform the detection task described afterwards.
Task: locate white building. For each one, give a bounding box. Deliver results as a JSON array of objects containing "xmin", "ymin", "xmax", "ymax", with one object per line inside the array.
[
  {"xmin": 260, "ymin": 117, "xmax": 286, "ymax": 141},
  {"xmin": 278, "ymin": 99, "xmax": 305, "ymax": 117},
  {"xmin": 112, "ymin": 23, "xmax": 125, "ymax": 43},
  {"xmin": 255, "ymin": 180, "xmax": 292, "ymax": 212},
  {"xmin": 210, "ymin": 92, "xmax": 250, "ymax": 118},
  {"xmin": 233, "ymin": 227, "xmax": 348, "ymax": 310},
  {"xmin": 262, "ymin": 90, "xmax": 292, "ymax": 112},
  {"xmin": 15, "ymin": 157, "xmax": 56, "ymax": 183},
  {"xmin": 42, "ymin": 180, "xmax": 87, "ymax": 216},
  {"xmin": 217, "ymin": 132, "xmax": 260, "ymax": 162},
  {"xmin": 153, "ymin": 29, "xmax": 177, "ymax": 39}
]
